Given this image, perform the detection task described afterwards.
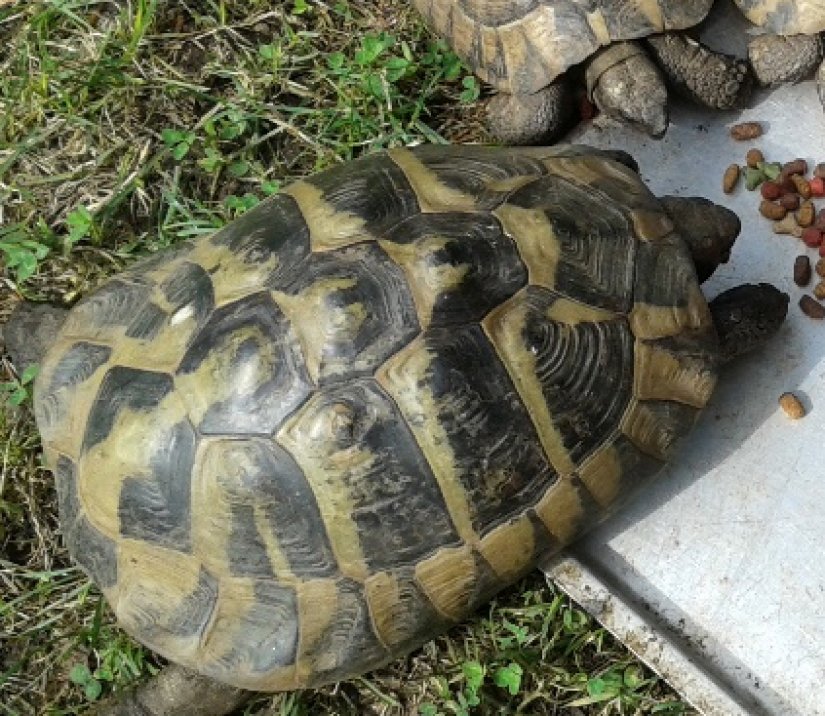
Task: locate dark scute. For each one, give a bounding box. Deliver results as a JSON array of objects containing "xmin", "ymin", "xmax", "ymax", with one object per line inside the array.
[
  {"xmin": 2, "ymin": 303, "xmax": 69, "ymax": 371},
  {"xmin": 306, "ymin": 151, "xmax": 419, "ymax": 235},
  {"xmin": 526, "ymin": 510, "xmax": 563, "ymax": 564},
  {"xmin": 307, "ymin": 579, "xmax": 387, "ymax": 684},
  {"xmin": 634, "ymin": 236, "xmax": 697, "ymax": 308},
  {"xmin": 423, "ymin": 325, "xmax": 559, "ymax": 535},
  {"xmin": 71, "ymin": 280, "xmax": 151, "ymax": 333},
  {"xmin": 521, "ymin": 286, "xmax": 634, "ymax": 465},
  {"xmin": 82, "ymin": 368, "xmax": 174, "ymax": 452},
  {"xmin": 454, "ymin": 0, "xmax": 540, "ymax": 29},
  {"xmin": 45, "ymin": 342, "xmax": 112, "ymax": 397},
  {"xmin": 125, "ymin": 302, "xmax": 168, "ymax": 340},
  {"xmin": 304, "ymin": 379, "xmax": 461, "ymax": 571},
  {"xmin": 227, "ymin": 504, "xmax": 275, "ymax": 578},
  {"xmin": 178, "ymin": 292, "xmax": 312, "ymax": 436},
  {"xmin": 384, "ymin": 212, "xmax": 527, "ymax": 325},
  {"xmin": 211, "ymin": 193, "xmax": 311, "ymax": 287},
  {"xmin": 222, "ymin": 582, "xmax": 299, "ymax": 673},
  {"xmin": 218, "ymin": 439, "xmax": 338, "ymax": 578},
  {"xmin": 507, "ymin": 174, "xmax": 636, "ymax": 313},
  {"xmin": 118, "ymin": 420, "xmax": 196, "ymax": 552},
  {"xmin": 67, "ymin": 516, "xmax": 118, "ymax": 589},
  {"xmin": 278, "ymin": 243, "xmax": 419, "ymax": 382},
  {"xmin": 160, "ymin": 261, "xmax": 215, "ymax": 329},
  {"xmin": 54, "ymin": 455, "xmax": 81, "ymax": 534},
  {"xmin": 165, "ymin": 568, "xmax": 219, "ymax": 638}
]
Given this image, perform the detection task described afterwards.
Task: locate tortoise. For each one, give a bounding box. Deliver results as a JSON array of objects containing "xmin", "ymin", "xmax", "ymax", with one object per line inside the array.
[
  {"xmin": 12, "ymin": 144, "xmax": 788, "ymax": 707},
  {"xmin": 412, "ymin": 1, "xmax": 754, "ymax": 144},
  {"xmin": 728, "ymin": 0, "xmax": 825, "ymax": 100}
]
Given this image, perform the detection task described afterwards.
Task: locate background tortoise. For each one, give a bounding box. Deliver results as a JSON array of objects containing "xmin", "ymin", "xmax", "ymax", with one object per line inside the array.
[
  {"xmin": 20, "ymin": 145, "xmax": 788, "ymax": 703},
  {"xmin": 412, "ymin": 1, "xmax": 754, "ymax": 144},
  {"xmin": 730, "ymin": 0, "xmax": 825, "ymax": 102}
]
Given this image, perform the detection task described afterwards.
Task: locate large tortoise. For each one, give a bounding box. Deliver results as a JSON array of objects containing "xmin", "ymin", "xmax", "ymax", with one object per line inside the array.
[
  {"xmin": 19, "ymin": 145, "xmax": 788, "ymax": 709},
  {"xmin": 412, "ymin": 1, "xmax": 754, "ymax": 144}
]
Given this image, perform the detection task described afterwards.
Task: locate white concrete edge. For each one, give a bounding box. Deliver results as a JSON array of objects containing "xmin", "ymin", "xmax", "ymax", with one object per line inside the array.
[{"xmin": 541, "ymin": 554, "xmax": 752, "ymax": 716}]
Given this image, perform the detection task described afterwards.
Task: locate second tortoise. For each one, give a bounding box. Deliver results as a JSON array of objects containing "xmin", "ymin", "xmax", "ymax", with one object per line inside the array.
[{"xmin": 11, "ymin": 144, "xmax": 789, "ymax": 711}]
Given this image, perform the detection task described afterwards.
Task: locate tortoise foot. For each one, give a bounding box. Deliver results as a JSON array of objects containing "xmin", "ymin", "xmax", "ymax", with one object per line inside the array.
[
  {"xmin": 485, "ymin": 80, "xmax": 575, "ymax": 146},
  {"xmin": 748, "ymin": 33, "xmax": 823, "ymax": 86},
  {"xmin": 646, "ymin": 32, "xmax": 753, "ymax": 110}
]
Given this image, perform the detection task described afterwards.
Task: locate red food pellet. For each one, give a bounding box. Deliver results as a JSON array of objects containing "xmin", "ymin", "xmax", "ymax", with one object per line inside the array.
[
  {"xmin": 761, "ymin": 181, "xmax": 782, "ymax": 200},
  {"xmin": 818, "ymin": 243, "xmax": 825, "ymax": 257},
  {"xmin": 811, "ymin": 176, "xmax": 825, "ymax": 197},
  {"xmin": 803, "ymin": 227, "xmax": 823, "ymax": 247}
]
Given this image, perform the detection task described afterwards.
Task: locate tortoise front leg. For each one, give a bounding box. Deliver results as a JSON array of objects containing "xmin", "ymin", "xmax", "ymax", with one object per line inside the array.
[{"xmin": 89, "ymin": 664, "xmax": 253, "ymax": 716}]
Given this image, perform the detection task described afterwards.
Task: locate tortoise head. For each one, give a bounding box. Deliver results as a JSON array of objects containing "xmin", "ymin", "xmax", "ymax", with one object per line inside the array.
[
  {"xmin": 658, "ymin": 196, "xmax": 740, "ymax": 283},
  {"xmin": 708, "ymin": 284, "xmax": 789, "ymax": 364}
]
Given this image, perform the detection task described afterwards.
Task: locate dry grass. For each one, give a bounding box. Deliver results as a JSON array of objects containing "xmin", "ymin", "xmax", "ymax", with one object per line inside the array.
[{"xmin": 1, "ymin": 1, "xmax": 694, "ymax": 714}]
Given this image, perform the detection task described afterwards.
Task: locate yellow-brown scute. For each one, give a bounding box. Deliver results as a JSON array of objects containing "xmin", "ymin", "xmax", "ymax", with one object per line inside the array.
[{"xmin": 35, "ymin": 145, "xmax": 717, "ymax": 690}]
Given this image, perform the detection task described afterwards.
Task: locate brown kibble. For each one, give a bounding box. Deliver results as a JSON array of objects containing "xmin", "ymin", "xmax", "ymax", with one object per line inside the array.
[
  {"xmin": 760, "ymin": 181, "xmax": 782, "ymax": 200},
  {"xmin": 759, "ymin": 200, "xmax": 786, "ymax": 220},
  {"xmin": 799, "ymin": 294, "xmax": 825, "ymax": 319},
  {"xmin": 730, "ymin": 121, "xmax": 763, "ymax": 140},
  {"xmin": 815, "ymin": 163, "xmax": 825, "ymax": 179},
  {"xmin": 772, "ymin": 214, "xmax": 802, "ymax": 236},
  {"xmin": 746, "ymin": 148, "xmax": 764, "ymax": 168},
  {"xmin": 815, "ymin": 209, "xmax": 825, "ymax": 231},
  {"xmin": 781, "ymin": 158, "xmax": 808, "ymax": 178},
  {"xmin": 779, "ymin": 392, "xmax": 806, "ymax": 420},
  {"xmin": 816, "ymin": 258, "xmax": 825, "ymax": 278},
  {"xmin": 779, "ymin": 193, "xmax": 800, "ymax": 211},
  {"xmin": 722, "ymin": 164, "xmax": 740, "ymax": 194},
  {"xmin": 794, "ymin": 255, "xmax": 811, "ymax": 286},
  {"xmin": 780, "ymin": 176, "xmax": 798, "ymax": 194},
  {"xmin": 814, "ymin": 280, "xmax": 825, "ymax": 300},
  {"xmin": 792, "ymin": 174, "xmax": 812, "ymax": 199},
  {"xmin": 797, "ymin": 200, "xmax": 816, "ymax": 227}
]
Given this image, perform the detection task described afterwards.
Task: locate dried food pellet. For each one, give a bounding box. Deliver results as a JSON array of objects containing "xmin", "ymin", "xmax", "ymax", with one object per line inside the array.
[
  {"xmin": 816, "ymin": 209, "xmax": 825, "ymax": 231},
  {"xmin": 730, "ymin": 121, "xmax": 763, "ymax": 140},
  {"xmin": 746, "ymin": 148, "xmax": 764, "ymax": 168},
  {"xmin": 814, "ymin": 280, "xmax": 825, "ymax": 300},
  {"xmin": 802, "ymin": 227, "xmax": 823, "ymax": 247},
  {"xmin": 760, "ymin": 200, "xmax": 786, "ymax": 220},
  {"xmin": 772, "ymin": 215, "xmax": 802, "ymax": 236},
  {"xmin": 818, "ymin": 243, "xmax": 825, "ymax": 258},
  {"xmin": 816, "ymin": 258, "xmax": 825, "ymax": 277},
  {"xmin": 798, "ymin": 200, "xmax": 816, "ymax": 228},
  {"xmin": 780, "ymin": 176, "xmax": 798, "ymax": 194},
  {"xmin": 794, "ymin": 255, "xmax": 811, "ymax": 286},
  {"xmin": 799, "ymin": 294, "xmax": 825, "ymax": 319},
  {"xmin": 761, "ymin": 181, "xmax": 782, "ymax": 200},
  {"xmin": 722, "ymin": 164, "xmax": 740, "ymax": 194},
  {"xmin": 779, "ymin": 392, "xmax": 806, "ymax": 419},
  {"xmin": 792, "ymin": 174, "xmax": 812, "ymax": 199},
  {"xmin": 781, "ymin": 158, "xmax": 808, "ymax": 178},
  {"xmin": 815, "ymin": 163, "xmax": 825, "ymax": 179},
  {"xmin": 811, "ymin": 177, "xmax": 825, "ymax": 197},
  {"xmin": 780, "ymin": 193, "xmax": 800, "ymax": 211}
]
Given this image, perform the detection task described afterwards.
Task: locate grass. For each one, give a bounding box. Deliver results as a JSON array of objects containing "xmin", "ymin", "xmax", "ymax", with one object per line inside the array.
[{"xmin": 1, "ymin": 1, "xmax": 694, "ymax": 713}]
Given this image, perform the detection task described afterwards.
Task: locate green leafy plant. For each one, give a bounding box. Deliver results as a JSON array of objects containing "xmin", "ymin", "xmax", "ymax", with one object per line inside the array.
[
  {"xmin": 1, "ymin": 364, "xmax": 39, "ymax": 406},
  {"xmin": 161, "ymin": 128, "xmax": 197, "ymax": 160},
  {"xmin": 69, "ymin": 663, "xmax": 103, "ymax": 702}
]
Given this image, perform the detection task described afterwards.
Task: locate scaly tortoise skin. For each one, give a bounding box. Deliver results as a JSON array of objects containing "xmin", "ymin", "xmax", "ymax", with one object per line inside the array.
[
  {"xmin": 411, "ymin": 0, "xmax": 713, "ymax": 94},
  {"xmin": 35, "ymin": 145, "xmax": 719, "ymax": 691}
]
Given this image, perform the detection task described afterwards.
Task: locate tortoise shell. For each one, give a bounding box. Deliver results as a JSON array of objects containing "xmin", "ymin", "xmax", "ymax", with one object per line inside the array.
[
  {"xmin": 412, "ymin": 0, "xmax": 714, "ymax": 94},
  {"xmin": 732, "ymin": 0, "xmax": 825, "ymax": 34},
  {"xmin": 35, "ymin": 145, "xmax": 718, "ymax": 691}
]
